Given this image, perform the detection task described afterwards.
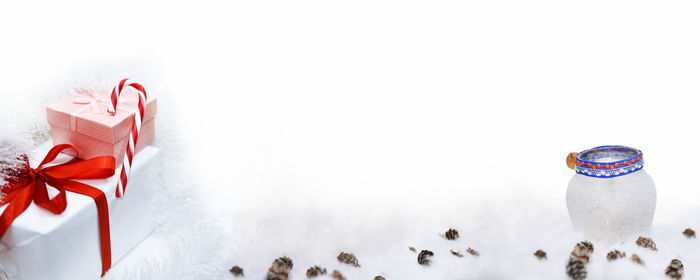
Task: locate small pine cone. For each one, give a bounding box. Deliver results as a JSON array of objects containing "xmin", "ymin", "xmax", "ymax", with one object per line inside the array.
[
  {"xmin": 466, "ymin": 247, "xmax": 480, "ymax": 256},
  {"xmin": 444, "ymin": 228, "xmax": 459, "ymax": 240},
  {"xmin": 606, "ymin": 250, "xmax": 626, "ymax": 261},
  {"xmin": 337, "ymin": 252, "xmax": 360, "ymax": 267},
  {"xmin": 450, "ymin": 250, "xmax": 464, "ymax": 257},
  {"xmin": 566, "ymin": 257, "xmax": 587, "ymax": 280},
  {"xmin": 266, "ymin": 272, "xmax": 286, "ymax": 280},
  {"xmin": 534, "ymin": 249, "xmax": 547, "ymax": 260},
  {"xmin": 331, "ymin": 270, "xmax": 346, "ymax": 280},
  {"xmin": 665, "ymin": 259, "xmax": 684, "ymax": 279},
  {"xmin": 266, "ymin": 256, "xmax": 294, "ymax": 280},
  {"xmin": 630, "ymin": 254, "xmax": 644, "ymax": 265},
  {"xmin": 374, "ymin": 276, "xmax": 386, "ymax": 280},
  {"xmin": 409, "ymin": 246, "xmax": 417, "ymax": 252},
  {"xmin": 306, "ymin": 266, "xmax": 327, "ymax": 278},
  {"xmin": 229, "ymin": 265, "xmax": 244, "ymax": 277},
  {"xmin": 575, "ymin": 241, "xmax": 594, "ymax": 254},
  {"xmin": 276, "ymin": 256, "xmax": 294, "ymax": 269},
  {"xmin": 636, "ymin": 236, "xmax": 658, "ymax": 251},
  {"xmin": 417, "ymin": 250, "xmax": 434, "ymax": 266},
  {"xmin": 683, "ymin": 228, "xmax": 696, "ymax": 238},
  {"xmin": 571, "ymin": 241, "xmax": 594, "ymax": 263}
]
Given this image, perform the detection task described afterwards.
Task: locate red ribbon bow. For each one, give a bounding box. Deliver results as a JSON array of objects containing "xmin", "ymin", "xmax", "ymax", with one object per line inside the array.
[{"xmin": 0, "ymin": 144, "xmax": 116, "ymax": 276}]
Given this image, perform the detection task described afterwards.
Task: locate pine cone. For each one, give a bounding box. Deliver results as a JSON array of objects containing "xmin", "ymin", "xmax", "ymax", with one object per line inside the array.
[
  {"xmin": 606, "ymin": 250, "xmax": 626, "ymax": 261},
  {"xmin": 683, "ymin": 228, "xmax": 695, "ymax": 238},
  {"xmin": 571, "ymin": 241, "xmax": 594, "ymax": 263},
  {"xmin": 265, "ymin": 272, "xmax": 287, "ymax": 280},
  {"xmin": 229, "ymin": 265, "xmax": 244, "ymax": 277},
  {"xmin": 266, "ymin": 256, "xmax": 294, "ymax": 280},
  {"xmin": 576, "ymin": 241, "xmax": 594, "ymax": 253},
  {"xmin": 409, "ymin": 246, "xmax": 417, "ymax": 252},
  {"xmin": 636, "ymin": 236, "xmax": 658, "ymax": 251},
  {"xmin": 306, "ymin": 266, "xmax": 327, "ymax": 278},
  {"xmin": 665, "ymin": 259, "xmax": 684, "ymax": 279},
  {"xmin": 337, "ymin": 252, "xmax": 360, "ymax": 267},
  {"xmin": 374, "ymin": 276, "xmax": 386, "ymax": 280},
  {"xmin": 278, "ymin": 256, "xmax": 294, "ymax": 269},
  {"xmin": 450, "ymin": 250, "xmax": 464, "ymax": 257},
  {"xmin": 630, "ymin": 254, "xmax": 644, "ymax": 265},
  {"xmin": 444, "ymin": 228, "xmax": 459, "ymax": 240},
  {"xmin": 417, "ymin": 250, "xmax": 434, "ymax": 266},
  {"xmin": 566, "ymin": 257, "xmax": 587, "ymax": 280},
  {"xmin": 0, "ymin": 154, "xmax": 28, "ymax": 189},
  {"xmin": 534, "ymin": 249, "xmax": 547, "ymax": 260},
  {"xmin": 466, "ymin": 247, "xmax": 480, "ymax": 257},
  {"xmin": 331, "ymin": 270, "xmax": 346, "ymax": 280}
]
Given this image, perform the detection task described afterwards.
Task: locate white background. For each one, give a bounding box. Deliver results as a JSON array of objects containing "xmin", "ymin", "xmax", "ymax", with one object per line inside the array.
[{"xmin": 1, "ymin": 1, "xmax": 700, "ymax": 279}]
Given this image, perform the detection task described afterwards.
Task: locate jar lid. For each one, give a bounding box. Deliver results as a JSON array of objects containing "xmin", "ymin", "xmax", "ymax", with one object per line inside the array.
[{"xmin": 575, "ymin": 146, "xmax": 644, "ymax": 178}]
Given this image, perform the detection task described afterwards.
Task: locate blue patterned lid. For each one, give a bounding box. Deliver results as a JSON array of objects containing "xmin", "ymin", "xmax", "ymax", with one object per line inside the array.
[{"xmin": 574, "ymin": 146, "xmax": 644, "ymax": 178}]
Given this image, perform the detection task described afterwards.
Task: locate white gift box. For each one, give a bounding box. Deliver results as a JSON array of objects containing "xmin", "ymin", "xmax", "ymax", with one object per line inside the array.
[{"xmin": 0, "ymin": 142, "xmax": 159, "ymax": 280}]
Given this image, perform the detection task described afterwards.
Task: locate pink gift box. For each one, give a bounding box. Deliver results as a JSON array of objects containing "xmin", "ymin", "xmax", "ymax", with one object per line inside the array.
[{"xmin": 46, "ymin": 89, "xmax": 157, "ymax": 164}]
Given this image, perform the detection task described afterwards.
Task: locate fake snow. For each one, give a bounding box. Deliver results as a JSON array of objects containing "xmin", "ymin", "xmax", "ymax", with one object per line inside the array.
[{"xmin": 0, "ymin": 131, "xmax": 31, "ymax": 190}]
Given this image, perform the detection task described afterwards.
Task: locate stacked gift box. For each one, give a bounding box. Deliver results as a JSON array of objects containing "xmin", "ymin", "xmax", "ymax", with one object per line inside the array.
[{"xmin": 0, "ymin": 80, "xmax": 158, "ymax": 280}]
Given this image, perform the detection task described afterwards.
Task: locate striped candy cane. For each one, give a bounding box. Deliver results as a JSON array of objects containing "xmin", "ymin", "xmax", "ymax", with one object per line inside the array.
[{"xmin": 108, "ymin": 79, "xmax": 148, "ymax": 198}]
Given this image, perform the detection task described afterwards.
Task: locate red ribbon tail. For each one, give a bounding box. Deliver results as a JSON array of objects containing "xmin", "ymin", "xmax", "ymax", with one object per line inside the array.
[{"xmin": 61, "ymin": 180, "xmax": 112, "ymax": 276}]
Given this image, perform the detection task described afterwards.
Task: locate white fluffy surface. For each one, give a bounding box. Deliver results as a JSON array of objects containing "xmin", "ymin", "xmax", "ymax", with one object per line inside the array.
[{"xmin": 2, "ymin": 1, "xmax": 700, "ymax": 279}]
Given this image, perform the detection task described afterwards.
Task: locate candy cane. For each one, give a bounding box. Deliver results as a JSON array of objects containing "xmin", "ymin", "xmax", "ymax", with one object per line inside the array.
[{"xmin": 108, "ymin": 79, "xmax": 148, "ymax": 198}]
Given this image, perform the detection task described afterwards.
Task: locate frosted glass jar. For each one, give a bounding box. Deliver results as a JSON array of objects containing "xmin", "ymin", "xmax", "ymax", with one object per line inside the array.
[{"xmin": 566, "ymin": 146, "xmax": 656, "ymax": 245}]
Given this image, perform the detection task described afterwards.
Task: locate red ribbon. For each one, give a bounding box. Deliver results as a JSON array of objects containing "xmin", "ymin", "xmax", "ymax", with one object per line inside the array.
[{"xmin": 0, "ymin": 144, "xmax": 115, "ymax": 276}]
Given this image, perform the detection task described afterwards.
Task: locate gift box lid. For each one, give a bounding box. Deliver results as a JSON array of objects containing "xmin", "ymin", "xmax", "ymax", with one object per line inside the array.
[
  {"xmin": 0, "ymin": 141, "xmax": 159, "ymax": 248},
  {"xmin": 46, "ymin": 90, "xmax": 157, "ymax": 144}
]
